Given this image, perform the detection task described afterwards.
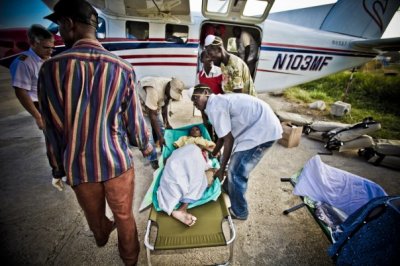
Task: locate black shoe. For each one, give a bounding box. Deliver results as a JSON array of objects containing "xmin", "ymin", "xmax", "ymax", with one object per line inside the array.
[
  {"xmin": 229, "ymin": 209, "xmax": 248, "ymax": 220},
  {"xmin": 150, "ymin": 160, "xmax": 159, "ymax": 170}
]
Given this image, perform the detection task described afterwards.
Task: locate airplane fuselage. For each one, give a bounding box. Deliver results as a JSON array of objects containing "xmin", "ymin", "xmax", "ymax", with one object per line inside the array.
[
  {"xmin": 89, "ymin": 9, "xmax": 377, "ymax": 93},
  {"xmin": 1, "ymin": 1, "xmax": 387, "ymax": 94}
]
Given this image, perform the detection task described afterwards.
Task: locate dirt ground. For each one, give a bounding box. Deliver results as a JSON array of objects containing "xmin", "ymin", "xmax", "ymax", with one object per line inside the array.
[{"xmin": 1, "ymin": 65, "xmax": 399, "ymax": 265}]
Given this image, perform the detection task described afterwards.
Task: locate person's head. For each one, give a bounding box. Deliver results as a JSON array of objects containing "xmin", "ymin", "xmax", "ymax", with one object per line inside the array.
[
  {"xmin": 28, "ymin": 24, "xmax": 54, "ymax": 60},
  {"xmin": 189, "ymin": 126, "xmax": 202, "ymax": 137},
  {"xmin": 166, "ymin": 77, "xmax": 186, "ymax": 101},
  {"xmin": 44, "ymin": 0, "xmax": 98, "ymax": 48},
  {"xmin": 200, "ymin": 50, "xmax": 212, "ymax": 68},
  {"xmin": 214, "ymin": 24, "xmax": 225, "ymax": 37},
  {"xmin": 232, "ymin": 26, "xmax": 241, "ymax": 38},
  {"xmin": 204, "ymin": 35, "xmax": 224, "ymax": 65},
  {"xmin": 190, "ymin": 84, "xmax": 211, "ymax": 111}
]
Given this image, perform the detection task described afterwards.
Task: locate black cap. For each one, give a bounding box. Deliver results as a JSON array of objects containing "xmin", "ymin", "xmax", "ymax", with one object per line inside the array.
[{"xmin": 44, "ymin": 0, "xmax": 98, "ymax": 28}]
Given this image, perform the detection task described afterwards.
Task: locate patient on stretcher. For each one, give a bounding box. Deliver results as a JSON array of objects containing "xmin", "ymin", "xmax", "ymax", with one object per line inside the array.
[
  {"xmin": 157, "ymin": 130, "xmax": 218, "ymax": 226},
  {"xmin": 173, "ymin": 125, "xmax": 216, "ymax": 152},
  {"xmin": 173, "ymin": 125, "xmax": 217, "ymax": 185}
]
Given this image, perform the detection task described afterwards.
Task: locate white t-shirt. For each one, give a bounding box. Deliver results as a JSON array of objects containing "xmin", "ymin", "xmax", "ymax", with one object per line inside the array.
[
  {"xmin": 10, "ymin": 48, "xmax": 44, "ymax": 102},
  {"xmin": 196, "ymin": 64, "xmax": 222, "ymax": 81},
  {"xmin": 205, "ymin": 94, "xmax": 282, "ymax": 152},
  {"xmin": 237, "ymin": 31, "xmax": 258, "ymax": 62}
]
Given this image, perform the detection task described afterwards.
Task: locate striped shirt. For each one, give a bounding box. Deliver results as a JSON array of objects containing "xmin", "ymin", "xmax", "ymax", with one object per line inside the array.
[{"xmin": 38, "ymin": 39, "xmax": 150, "ymax": 186}]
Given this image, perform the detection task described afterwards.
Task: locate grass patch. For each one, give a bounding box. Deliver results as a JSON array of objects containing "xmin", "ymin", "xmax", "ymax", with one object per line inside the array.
[{"xmin": 283, "ymin": 70, "xmax": 400, "ymax": 139}]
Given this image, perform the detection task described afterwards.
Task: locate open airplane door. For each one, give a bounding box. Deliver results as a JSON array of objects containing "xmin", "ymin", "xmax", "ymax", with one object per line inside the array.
[
  {"xmin": 202, "ymin": 0, "xmax": 274, "ymax": 24},
  {"xmin": 200, "ymin": 0, "xmax": 274, "ymax": 79}
]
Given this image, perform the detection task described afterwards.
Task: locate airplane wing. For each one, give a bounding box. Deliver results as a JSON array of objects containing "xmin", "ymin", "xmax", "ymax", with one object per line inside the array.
[
  {"xmin": 269, "ymin": 0, "xmax": 400, "ymax": 40},
  {"xmin": 351, "ymin": 37, "xmax": 400, "ymax": 52},
  {"xmin": 43, "ymin": 0, "xmax": 191, "ymax": 23}
]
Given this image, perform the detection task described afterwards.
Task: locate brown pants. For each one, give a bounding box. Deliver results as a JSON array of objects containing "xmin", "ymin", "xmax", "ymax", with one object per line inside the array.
[{"xmin": 73, "ymin": 168, "xmax": 139, "ymax": 265}]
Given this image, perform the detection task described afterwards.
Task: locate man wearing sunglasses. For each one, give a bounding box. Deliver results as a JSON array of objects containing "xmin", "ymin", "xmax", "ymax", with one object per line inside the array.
[
  {"xmin": 10, "ymin": 24, "xmax": 54, "ymax": 130},
  {"xmin": 190, "ymin": 84, "xmax": 282, "ymax": 220}
]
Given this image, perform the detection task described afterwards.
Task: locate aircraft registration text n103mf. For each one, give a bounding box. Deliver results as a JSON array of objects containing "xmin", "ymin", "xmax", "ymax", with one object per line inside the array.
[{"xmin": 273, "ymin": 53, "xmax": 333, "ymax": 71}]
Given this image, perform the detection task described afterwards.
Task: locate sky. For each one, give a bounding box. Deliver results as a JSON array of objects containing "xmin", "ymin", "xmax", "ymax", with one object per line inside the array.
[
  {"xmin": 0, "ymin": 0, "xmax": 52, "ymax": 28},
  {"xmin": 0, "ymin": 0, "xmax": 398, "ymax": 37}
]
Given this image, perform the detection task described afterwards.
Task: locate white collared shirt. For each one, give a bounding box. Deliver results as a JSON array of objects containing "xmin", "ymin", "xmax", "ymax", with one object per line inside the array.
[
  {"xmin": 10, "ymin": 48, "xmax": 44, "ymax": 102},
  {"xmin": 205, "ymin": 94, "xmax": 283, "ymax": 153},
  {"xmin": 197, "ymin": 64, "xmax": 222, "ymax": 79}
]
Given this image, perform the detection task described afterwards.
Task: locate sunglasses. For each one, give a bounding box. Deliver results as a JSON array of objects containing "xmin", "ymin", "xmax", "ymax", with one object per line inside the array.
[{"xmin": 191, "ymin": 93, "xmax": 209, "ymax": 101}]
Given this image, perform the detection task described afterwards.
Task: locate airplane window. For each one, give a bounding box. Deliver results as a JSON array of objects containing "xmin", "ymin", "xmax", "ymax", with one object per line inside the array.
[
  {"xmin": 206, "ymin": 0, "xmax": 230, "ymax": 14},
  {"xmin": 243, "ymin": 0, "xmax": 270, "ymax": 18},
  {"xmin": 126, "ymin": 21, "xmax": 149, "ymax": 40},
  {"xmin": 96, "ymin": 17, "xmax": 106, "ymax": 39},
  {"xmin": 47, "ymin": 19, "xmax": 106, "ymax": 39},
  {"xmin": 166, "ymin": 24, "xmax": 188, "ymax": 44},
  {"xmin": 47, "ymin": 23, "xmax": 59, "ymax": 34}
]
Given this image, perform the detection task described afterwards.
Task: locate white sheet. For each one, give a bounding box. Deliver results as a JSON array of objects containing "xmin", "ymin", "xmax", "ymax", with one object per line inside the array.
[
  {"xmin": 157, "ymin": 144, "xmax": 209, "ymax": 215},
  {"xmin": 293, "ymin": 155, "xmax": 387, "ymax": 216}
]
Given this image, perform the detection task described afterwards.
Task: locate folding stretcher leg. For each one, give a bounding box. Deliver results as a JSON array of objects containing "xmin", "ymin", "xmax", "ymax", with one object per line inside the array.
[
  {"xmin": 281, "ymin": 177, "xmax": 306, "ymax": 214},
  {"xmin": 283, "ymin": 203, "xmax": 306, "ymax": 214}
]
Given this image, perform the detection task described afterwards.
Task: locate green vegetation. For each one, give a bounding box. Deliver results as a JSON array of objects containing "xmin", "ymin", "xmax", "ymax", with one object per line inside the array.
[{"xmin": 283, "ymin": 70, "xmax": 400, "ymax": 139}]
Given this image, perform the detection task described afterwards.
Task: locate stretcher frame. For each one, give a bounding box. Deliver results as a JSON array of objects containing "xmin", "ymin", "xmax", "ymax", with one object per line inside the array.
[{"xmin": 143, "ymin": 123, "xmax": 236, "ymax": 265}]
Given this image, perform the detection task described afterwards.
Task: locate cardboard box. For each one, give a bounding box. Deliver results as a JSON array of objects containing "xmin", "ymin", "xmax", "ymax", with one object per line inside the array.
[
  {"xmin": 330, "ymin": 101, "xmax": 351, "ymax": 117},
  {"xmin": 278, "ymin": 122, "xmax": 303, "ymax": 148}
]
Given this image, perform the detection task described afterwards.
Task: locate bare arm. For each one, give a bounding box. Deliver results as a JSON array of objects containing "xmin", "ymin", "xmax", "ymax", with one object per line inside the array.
[
  {"xmin": 14, "ymin": 87, "xmax": 43, "ymax": 129},
  {"xmin": 161, "ymin": 103, "xmax": 172, "ymax": 129},
  {"xmin": 212, "ymin": 138, "xmax": 224, "ymax": 157},
  {"xmin": 214, "ymin": 132, "xmax": 234, "ymax": 181},
  {"xmin": 148, "ymin": 108, "xmax": 165, "ymax": 148}
]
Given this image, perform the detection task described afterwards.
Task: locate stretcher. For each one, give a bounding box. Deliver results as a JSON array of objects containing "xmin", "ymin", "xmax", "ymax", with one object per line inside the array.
[
  {"xmin": 143, "ymin": 123, "xmax": 236, "ymax": 265},
  {"xmin": 281, "ymin": 155, "xmax": 399, "ymax": 265}
]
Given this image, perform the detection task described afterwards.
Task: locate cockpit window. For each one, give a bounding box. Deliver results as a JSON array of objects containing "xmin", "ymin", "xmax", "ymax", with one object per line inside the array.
[
  {"xmin": 96, "ymin": 17, "xmax": 106, "ymax": 39},
  {"xmin": 47, "ymin": 17, "xmax": 106, "ymax": 39},
  {"xmin": 47, "ymin": 23, "xmax": 59, "ymax": 35}
]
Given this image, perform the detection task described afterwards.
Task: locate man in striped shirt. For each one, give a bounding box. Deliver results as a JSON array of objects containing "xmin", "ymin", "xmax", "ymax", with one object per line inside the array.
[{"xmin": 39, "ymin": 0, "xmax": 152, "ymax": 264}]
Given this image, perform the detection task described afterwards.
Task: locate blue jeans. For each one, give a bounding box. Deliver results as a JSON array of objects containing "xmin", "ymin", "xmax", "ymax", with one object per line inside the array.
[
  {"xmin": 226, "ymin": 140, "xmax": 275, "ymax": 219},
  {"xmin": 143, "ymin": 113, "xmax": 164, "ymax": 162}
]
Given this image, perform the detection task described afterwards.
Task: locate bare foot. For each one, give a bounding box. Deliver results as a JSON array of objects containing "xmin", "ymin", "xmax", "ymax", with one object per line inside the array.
[{"xmin": 171, "ymin": 210, "xmax": 197, "ymax": 226}]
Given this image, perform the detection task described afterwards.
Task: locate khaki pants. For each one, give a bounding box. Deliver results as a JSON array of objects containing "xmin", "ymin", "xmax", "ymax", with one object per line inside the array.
[{"xmin": 73, "ymin": 168, "xmax": 139, "ymax": 265}]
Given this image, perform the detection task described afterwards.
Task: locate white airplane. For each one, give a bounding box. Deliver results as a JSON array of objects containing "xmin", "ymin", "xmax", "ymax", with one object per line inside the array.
[{"xmin": 4, "ymin": 0, "xmax": 400, "ymax": 93}]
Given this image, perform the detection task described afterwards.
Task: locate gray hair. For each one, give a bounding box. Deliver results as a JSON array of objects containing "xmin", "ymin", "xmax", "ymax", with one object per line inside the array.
[{"xmin": 28, "ymin": 24, "xmax": 53, "ymax": 43}]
